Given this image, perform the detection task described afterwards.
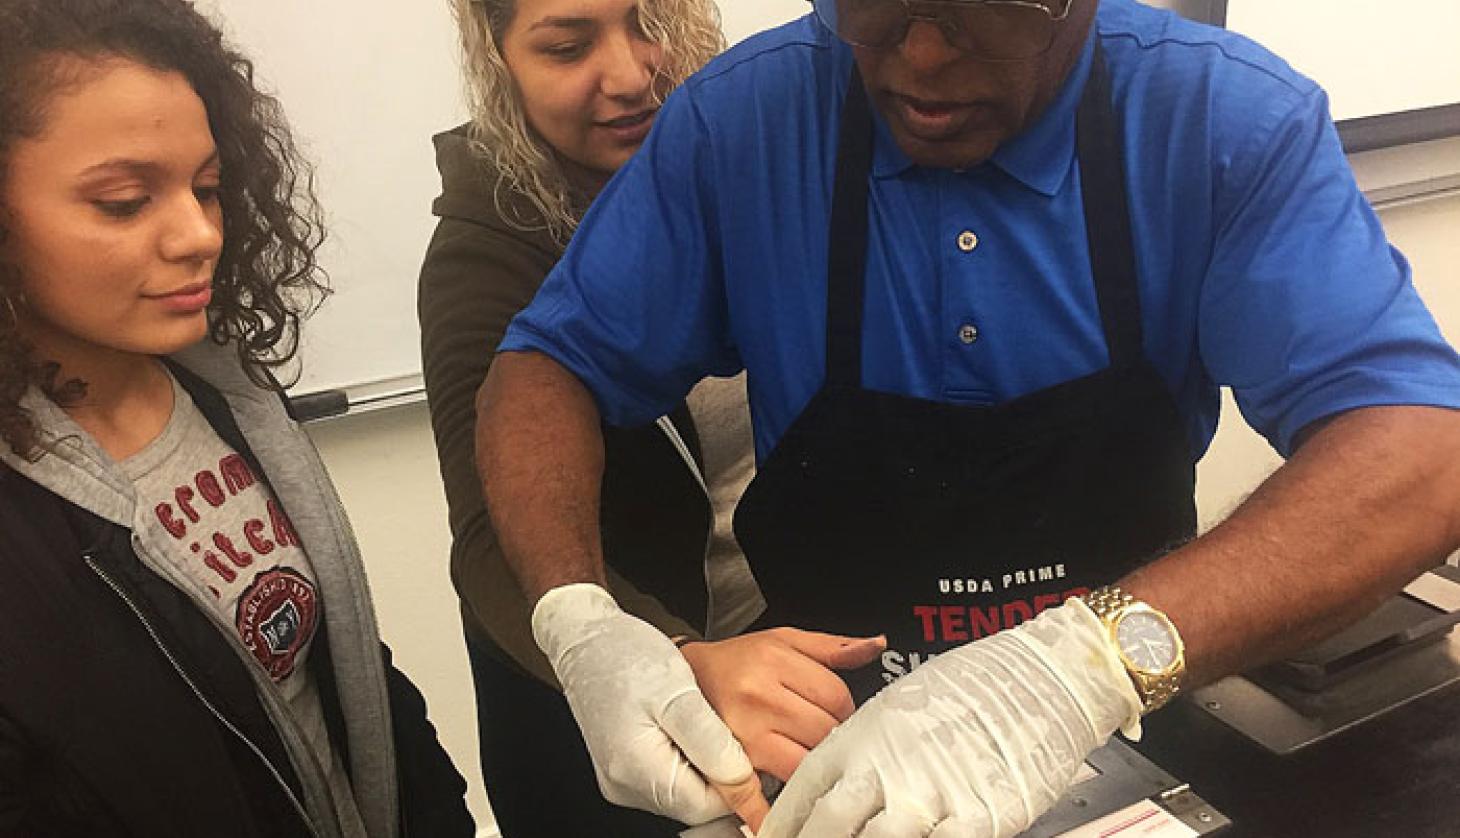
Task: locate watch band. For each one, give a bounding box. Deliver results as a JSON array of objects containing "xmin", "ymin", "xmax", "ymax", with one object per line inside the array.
[{"xmin": 1084, "ymin": 585, "xmax": 1187, "ymax": 714}]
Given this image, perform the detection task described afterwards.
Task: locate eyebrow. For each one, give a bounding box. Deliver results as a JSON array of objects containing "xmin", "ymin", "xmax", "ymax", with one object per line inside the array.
[
  {"xmin": 78, "ymin": 150, "xmax": 221, "ymax": 179},
  {"xmin": 527, "ymin": 16, "xmax": 595, "ymax": 32}
]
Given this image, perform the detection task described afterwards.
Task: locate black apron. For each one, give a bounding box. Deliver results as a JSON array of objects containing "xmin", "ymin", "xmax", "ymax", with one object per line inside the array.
[{"xmin": 734, "ymin": 48, "xmax": 1199, "ymax": 703}]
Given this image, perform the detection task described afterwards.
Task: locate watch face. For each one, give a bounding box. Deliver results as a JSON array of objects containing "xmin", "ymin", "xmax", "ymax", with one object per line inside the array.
[{"xmin": 1116, "ymin": 610, "xmax": 1178, "ymax": 672}]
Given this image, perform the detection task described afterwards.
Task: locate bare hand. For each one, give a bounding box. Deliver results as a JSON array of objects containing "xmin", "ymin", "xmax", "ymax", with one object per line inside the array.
[{"xmin": 682, "ymin": 628, "xmax": 885, "ymax": 783}]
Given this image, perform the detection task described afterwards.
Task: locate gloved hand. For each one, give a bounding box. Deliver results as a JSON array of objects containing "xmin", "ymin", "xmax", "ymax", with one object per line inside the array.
[
  {"xmin": 532, "ymin": 583, "xmax": 768, "ymax": 826},
  {"xmin": 758, "ymin": 599, "xmax": 1143, "ymax": 838}
]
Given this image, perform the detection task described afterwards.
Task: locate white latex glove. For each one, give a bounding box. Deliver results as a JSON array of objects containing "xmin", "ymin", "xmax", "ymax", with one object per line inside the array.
[
  {"xmin": 532, "ymin": 583, "xmax": 760, "ymax": 825},
  {"xmin": 758, "ymin": 599, "xmax": 1143, "ymax": 838}
]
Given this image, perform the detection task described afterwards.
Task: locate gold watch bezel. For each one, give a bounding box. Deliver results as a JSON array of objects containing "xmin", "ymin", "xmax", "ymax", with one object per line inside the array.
[{"xmin": 1084, "ymin": 586, "xmax": 1188, "ymax": 713}]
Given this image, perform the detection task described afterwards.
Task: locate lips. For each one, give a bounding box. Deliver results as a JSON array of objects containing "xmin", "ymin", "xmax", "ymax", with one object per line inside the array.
[
  {"xmin": 600, "ymin": 108, "xmax": 656, "ymax": 127},
  {"xmin": 596, "ymin": 108, "xmax": 658, "ymax": 143},
  {"xmin": 889, "ymin": 93, "xmax": 979, "ymax": 138},
  {"xmin": 148, "ymin": 281, "xmax": 213, "ymax": 313},
  {"xmin": 901, "ymin": 93, "xmax": 973, "ymax": 113}
]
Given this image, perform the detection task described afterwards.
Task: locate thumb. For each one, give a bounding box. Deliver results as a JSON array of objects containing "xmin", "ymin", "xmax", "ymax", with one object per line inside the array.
[
  {"xmin": 713, "ymin": 773, "xmax": 770, "ymax": 834},
  {"xmin": 659, "ymin": 688, "xmax": 769, "ymax": 824},
  {"xmin": 782, "ymin": 629, "xmax": 887, "ymax": 671},
  {"xmin": 659, "ymin": 688, "xmax": 754, "ymax": 784}
]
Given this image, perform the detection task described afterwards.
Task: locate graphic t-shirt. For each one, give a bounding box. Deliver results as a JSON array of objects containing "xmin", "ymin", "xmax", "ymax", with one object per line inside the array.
[{"xmin": 122, "ymin": 374, "xmax": 364, "ymax": 834}]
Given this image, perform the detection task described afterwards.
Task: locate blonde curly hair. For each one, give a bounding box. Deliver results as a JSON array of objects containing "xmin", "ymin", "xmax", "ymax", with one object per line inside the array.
[{"xmin": 450, "ymin": 0, "xmax": 724, "ymax": 243}]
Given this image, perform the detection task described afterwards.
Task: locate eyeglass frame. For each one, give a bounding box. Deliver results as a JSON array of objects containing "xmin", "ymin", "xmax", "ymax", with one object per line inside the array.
[{"xmin": 808, "ymin": 0, "xmax": 1076, "ymax": 62}]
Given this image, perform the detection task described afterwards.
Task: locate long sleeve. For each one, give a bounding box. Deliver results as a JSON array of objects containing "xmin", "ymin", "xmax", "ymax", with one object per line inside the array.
[{"xmin": 418, "ymin": 212, "xmax": 699, "ymax": 689}]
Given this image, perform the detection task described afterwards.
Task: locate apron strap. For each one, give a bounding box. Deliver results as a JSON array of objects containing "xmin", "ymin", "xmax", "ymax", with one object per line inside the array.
[
  {"xmin": 1076, "ymin": 46, "xmax": 1144, "ymax": 368},
  {"xmin": 825, "ymin": 65, "xmax": 874, "ymax": 389}
]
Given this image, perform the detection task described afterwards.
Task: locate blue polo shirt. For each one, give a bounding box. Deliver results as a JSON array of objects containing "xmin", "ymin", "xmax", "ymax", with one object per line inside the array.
[{"xmin": 501, "ymin": 0, "xmax": 1460, "ymax": 462}]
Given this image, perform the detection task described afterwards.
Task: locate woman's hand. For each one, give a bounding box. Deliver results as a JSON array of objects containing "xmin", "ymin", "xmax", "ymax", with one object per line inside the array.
[{"xmin": 681, "ymin": 628, "xmax": 885, "ymax": 782}]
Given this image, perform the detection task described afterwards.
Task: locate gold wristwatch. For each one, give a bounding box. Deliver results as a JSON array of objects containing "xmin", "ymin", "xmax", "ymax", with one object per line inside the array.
[{"xmin": 1084, "ymin": 586, "xmax": 1187, "ymax": 714}]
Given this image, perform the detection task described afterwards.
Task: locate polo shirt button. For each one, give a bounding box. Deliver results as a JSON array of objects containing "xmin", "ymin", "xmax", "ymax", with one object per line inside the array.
[
  {"xmin": 957, "ymin": 230, "xmax": 979, "ymax": 252},
  {"xmin": 959, "ymin": 323, "xmax": 979, "ymax": 344}
]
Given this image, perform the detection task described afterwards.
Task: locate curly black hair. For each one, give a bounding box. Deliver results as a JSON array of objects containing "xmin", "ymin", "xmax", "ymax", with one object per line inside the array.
[{"xmin": 0, "ymin": 0, "xmax": 327, "ymax": 458}]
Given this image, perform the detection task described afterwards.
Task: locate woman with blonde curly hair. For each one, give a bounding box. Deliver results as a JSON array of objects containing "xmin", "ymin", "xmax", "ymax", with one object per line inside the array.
[
  {"xmin": 421, "ymin": 0, "xmax": 878, "ymax": 834},
  {"xmin": 0, "ymin": 0, "xmax": 474, "ymax": 835},
  {"xmin": 420, "ymin": 0, "xmax": 739, "ymax": 833}
]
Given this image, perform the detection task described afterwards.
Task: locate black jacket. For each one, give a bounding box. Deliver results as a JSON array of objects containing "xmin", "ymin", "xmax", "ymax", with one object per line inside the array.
[{"xmin": 0, "ymin": 362, "xmax": 472, "ymax": 838}]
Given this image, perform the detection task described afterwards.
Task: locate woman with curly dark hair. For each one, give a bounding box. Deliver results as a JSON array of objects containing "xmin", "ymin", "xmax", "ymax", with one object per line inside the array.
[{"xmin": 0, "ymin": 1, "xmax": 474, "ymax": 836}]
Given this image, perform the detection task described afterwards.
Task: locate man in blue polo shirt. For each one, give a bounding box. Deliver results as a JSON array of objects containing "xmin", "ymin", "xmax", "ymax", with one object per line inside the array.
[{"xmin": 475, "ymin": 0, "xmax": 1460, "ymax": 835}]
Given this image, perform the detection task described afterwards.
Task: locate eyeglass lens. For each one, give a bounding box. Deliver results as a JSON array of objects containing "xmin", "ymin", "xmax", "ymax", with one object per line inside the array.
[{"xmin": 818, "ymin": 0, "xmax": 1060, "ymax": 60}]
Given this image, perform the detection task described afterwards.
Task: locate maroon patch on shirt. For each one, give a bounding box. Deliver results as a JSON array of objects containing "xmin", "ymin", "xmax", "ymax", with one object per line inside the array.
[{"xmin": 236, "ymin": 567, "xmax": 320, "ymax": 681}]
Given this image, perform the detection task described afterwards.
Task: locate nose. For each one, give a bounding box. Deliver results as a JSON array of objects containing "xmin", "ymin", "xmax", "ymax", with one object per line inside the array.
[
  {"xmin": 899, "ymin": 17, "xmax": 962, "ymax": 73},
  {"xmin": 599, "ymin": 31, "xmax": 657, "ymax": 101},
  {"xmin": 159, "ymin": 190, "xmax": 223, "ymax": 266}
]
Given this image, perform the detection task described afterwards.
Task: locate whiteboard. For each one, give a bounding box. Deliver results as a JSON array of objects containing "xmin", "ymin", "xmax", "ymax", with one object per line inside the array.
[
  {"xmin": 197, "ymin": 0, "xmax": 811, "ymax": 403},
  {"xmin": 195, "ymin": 0, "xmax": 460, "ymax": 398},
  {"xmin": 1223, "ymin": 0, "xmax": 1460, "ymax": 123}
]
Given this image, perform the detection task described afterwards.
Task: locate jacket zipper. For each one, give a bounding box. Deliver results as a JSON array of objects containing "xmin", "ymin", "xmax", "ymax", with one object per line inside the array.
[{"xmin": 83, "ymin": 553, "xmax": 322, "ymax": 838}]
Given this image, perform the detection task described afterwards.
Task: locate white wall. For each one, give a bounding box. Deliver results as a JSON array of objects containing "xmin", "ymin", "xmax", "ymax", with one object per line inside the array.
[
  {"xmin": 1223, "ymin": 0, "xmax": 1460, "ymax": 122},
  {"xmin": 719, "ymin": 0, "xmax": 806, "ymax": 44}
]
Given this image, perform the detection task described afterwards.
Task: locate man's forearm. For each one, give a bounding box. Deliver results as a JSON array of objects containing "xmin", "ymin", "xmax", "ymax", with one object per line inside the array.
[
  {"xmin": 476, "ymin": 350, "xmax": 609, "ymax": 603},
  {"xmin": 1123, "ymin": 405, "xmax": 1460, "ymax": 686}
]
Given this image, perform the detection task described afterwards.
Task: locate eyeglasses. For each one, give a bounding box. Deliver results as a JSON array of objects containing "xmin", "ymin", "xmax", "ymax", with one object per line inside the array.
[{"xmin": 810, "ymin": 0, "xmax": 1074, "ymax": 62}]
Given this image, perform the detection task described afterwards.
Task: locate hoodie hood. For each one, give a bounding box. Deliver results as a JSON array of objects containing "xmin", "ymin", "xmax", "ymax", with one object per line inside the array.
[
  {"xmin": 431, "ymin": 124, "xmax": 551, "ymax": 237},
  {"xmin": 431, "ymin": 123, "xmax": 605, "ymax": 246}
]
